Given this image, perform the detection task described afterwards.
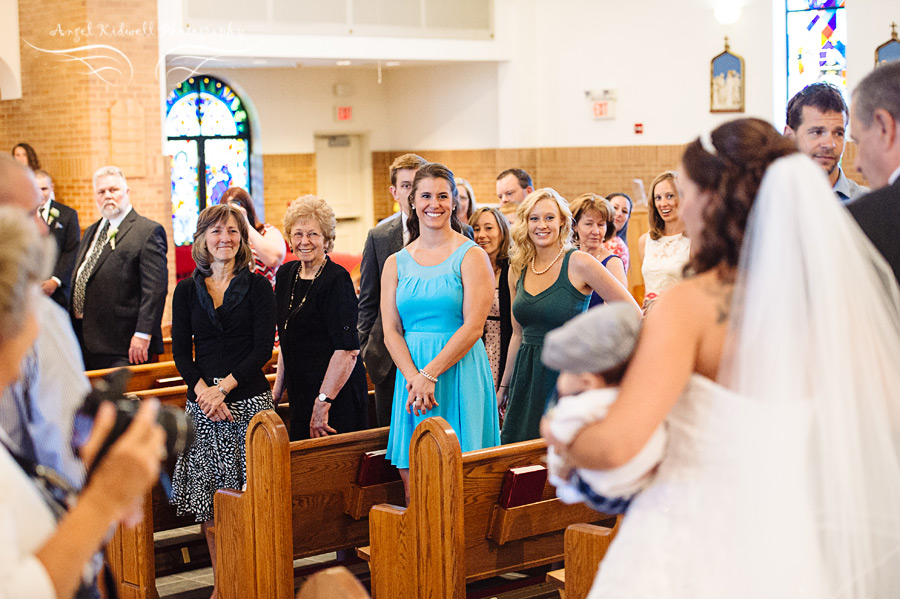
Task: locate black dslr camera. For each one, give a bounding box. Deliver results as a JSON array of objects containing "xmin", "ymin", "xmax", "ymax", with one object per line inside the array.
[{"xmin": 74, "ymin": 369, "xmax": 195, "ymax": 484}]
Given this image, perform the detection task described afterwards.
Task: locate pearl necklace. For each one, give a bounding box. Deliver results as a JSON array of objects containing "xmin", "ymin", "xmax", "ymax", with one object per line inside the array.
[{"xmin": 530, "ymin": 246, "xmax": 565, "ymax": 275}]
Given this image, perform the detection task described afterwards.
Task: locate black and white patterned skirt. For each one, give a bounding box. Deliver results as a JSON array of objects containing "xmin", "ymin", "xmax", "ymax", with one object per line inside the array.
[{"xmin": 170, "ymin": 391, "xmax": 274, "ymax": 522}]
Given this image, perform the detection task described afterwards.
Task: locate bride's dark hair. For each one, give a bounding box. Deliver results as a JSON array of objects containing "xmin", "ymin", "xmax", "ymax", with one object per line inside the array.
[{"xmin": 682, "ymin": 118, "xmax": 796, "ymax": 275}]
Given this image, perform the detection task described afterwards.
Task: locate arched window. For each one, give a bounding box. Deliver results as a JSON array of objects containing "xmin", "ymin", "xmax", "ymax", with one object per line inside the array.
[
  {"xmin": 786, "ymin": 1, "xmax": 848, "ymax": 102},
  {"xmin": 165, "ymin": 76, "xmax": 251, "ymax": 246}
]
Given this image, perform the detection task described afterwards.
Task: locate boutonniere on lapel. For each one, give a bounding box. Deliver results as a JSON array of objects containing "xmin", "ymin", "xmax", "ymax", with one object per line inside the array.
[
  {"xmin": 108, "ymin": 227, "xmax": 119, "ymax": 250},
  {"xmin": 48, "ymin": 207, "xmax": 60, "ymax": 227}
]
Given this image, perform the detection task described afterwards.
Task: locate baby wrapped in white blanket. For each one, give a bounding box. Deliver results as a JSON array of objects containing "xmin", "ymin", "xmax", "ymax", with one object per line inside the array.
[{"xmin": 541, "ymin": 303, "xmax": 665, "ymax": 512}]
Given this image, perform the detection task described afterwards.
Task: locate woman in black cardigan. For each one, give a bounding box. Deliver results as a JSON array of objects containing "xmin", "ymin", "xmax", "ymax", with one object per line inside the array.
[
  {"xmin": 469, "ymin": 207, "xmax": 513, "ymax": 409},
  {"xmin": 170, "ymin": 203, "xmax": 275, "ymax": 599}
]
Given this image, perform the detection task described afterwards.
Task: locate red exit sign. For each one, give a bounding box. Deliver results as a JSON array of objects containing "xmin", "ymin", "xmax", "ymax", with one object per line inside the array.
[{"xmin": 335, "ymin": 106, "xmax": 352, "ymax": 121}]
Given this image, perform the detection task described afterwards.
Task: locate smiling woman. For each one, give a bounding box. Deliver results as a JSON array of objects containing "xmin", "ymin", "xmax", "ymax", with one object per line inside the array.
[
  {"xmin": 170, "ymin": 203, "xmax": 276, "ymax": 598},
  {"xmin": 273, "ymin": 195, "xmax": 369, "ymax": 443},
  {"xmin": 497, "ymin": 188, "xmax": 640, "ymax": 445},
  {"xmin": 638, "ymin": 171, "xmax": 691, "ymax": 312},
  {"xmin": 382, "ymin": 163, "xmax": 500, "ymax": 503}
]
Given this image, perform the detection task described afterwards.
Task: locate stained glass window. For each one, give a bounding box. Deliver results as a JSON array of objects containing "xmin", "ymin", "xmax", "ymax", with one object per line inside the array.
[
  {"xmin": 786, "ymin": 1, "xmax": 847, "ymax": 103},
  {"xmin": 165, "ymin": 76, "xmax": 251, "ymax": 246}
]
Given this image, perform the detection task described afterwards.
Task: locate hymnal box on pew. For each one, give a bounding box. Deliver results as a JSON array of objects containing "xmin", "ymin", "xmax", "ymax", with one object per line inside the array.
[
  {"xmin": 498, "ymin": 464, "xmax": 547, "ymax": 508},
  {"xmin": 356, "ymin": 449, "xmax": 401, "ymax": 487}
]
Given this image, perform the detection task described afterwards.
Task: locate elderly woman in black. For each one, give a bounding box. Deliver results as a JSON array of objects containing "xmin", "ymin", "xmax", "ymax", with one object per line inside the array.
[
  {"xmin": 273, "ymin": 195, "xmax": 368, "ymax": 440},
  {"xmin": 170, "ymin": 203, "xmax": 275, "ymax": 599}
]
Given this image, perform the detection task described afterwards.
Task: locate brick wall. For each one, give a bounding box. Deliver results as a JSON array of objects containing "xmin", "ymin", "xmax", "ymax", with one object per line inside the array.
[
  {"xmin": 261, "ymin": 153, "xmax": 317, "ymax": 237},
  {"xmin": 0, "ymin": 0, "xmax": 174, "ymax": 321},
  {"xmin": 372, "ymin": 143, "xmax": 867, "ymax": 221}
]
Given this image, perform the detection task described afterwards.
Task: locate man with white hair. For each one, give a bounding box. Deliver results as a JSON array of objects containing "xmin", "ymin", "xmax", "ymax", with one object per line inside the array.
[{"xmin": 70, "ymin": 166, "xmax": 168, "ymax": 369}]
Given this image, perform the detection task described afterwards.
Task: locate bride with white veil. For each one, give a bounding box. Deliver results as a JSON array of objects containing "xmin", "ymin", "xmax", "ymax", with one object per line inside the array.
[{"xmin": 545, "ymin": 118, "xmax": 900, "ymax": 598}]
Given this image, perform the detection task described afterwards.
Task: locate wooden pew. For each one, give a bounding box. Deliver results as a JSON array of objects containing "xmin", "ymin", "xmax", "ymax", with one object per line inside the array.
[
  {"xmin": 365, "ymin": 417, "xmax": 611, "ymax": 599},
  {"xmin": 214, "ymin": 411, "xmax": 403, "ymax": 599},
  {"xmin": 86, "ymin": 349, "xmax": 280, "ymax": 392},
  {"xmin": 105, "ymin": 373, "xmax": 284, "ymax": 599},
  {"xmin": 545, "ymin": 521, "xmax": 620, "ymax": 599}
]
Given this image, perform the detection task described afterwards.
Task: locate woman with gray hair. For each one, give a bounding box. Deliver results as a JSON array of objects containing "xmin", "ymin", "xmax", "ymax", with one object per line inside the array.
[
  {"xmin": 273, "ymin": 195, "xmax": 368, "ymax": 441},
  {"xmin": 0, "ymin": 205, "xmax": 165, "ymax": 599}
]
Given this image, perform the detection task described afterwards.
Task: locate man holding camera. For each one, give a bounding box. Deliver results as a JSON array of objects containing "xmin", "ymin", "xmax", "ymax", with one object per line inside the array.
[{"xmin": 0, "ymin": 157, "xmax": 91, "ymax": 489}]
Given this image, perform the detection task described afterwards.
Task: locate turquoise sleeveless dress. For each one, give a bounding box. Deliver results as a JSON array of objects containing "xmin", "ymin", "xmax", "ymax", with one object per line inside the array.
[
  {"xmin": 386, "ymin": 240, "xmax": 501, "ymax": 468},
  {"xmin": 501, "ymin": 250, "xmax": 591, "ymax": 444}
]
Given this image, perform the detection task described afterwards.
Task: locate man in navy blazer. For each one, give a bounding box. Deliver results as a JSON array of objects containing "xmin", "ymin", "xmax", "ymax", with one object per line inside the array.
[
  {"xmin": 70, "ymin": 166, "xmax": 168, "ymax": 370},
  {"xmin": 358, "ymin": 153, "xmax": 427, "ymax": 426},
  {"xmin": 34, "ymin": 170, "xmax": 80, "ymax": 309},
  {"xmin": 847, "ymin": 62, "xmax": 900, "ymax": 285}
]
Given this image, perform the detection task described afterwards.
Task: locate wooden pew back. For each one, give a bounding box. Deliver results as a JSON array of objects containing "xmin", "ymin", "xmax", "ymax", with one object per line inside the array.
[
  {"xmin": 87, "ymin": 349, "xmax": 280, "ymax": 392},
  {"xmin": 215, "ymin": 411, "xmax": 402, "ymax": 599},
  {"xmin": 368, "ymin": 417, "xmax": 607, "ymax": 599}
]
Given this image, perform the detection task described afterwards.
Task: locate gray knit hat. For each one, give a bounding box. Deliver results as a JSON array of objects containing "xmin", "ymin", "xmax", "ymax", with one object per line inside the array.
[{"xmin": 542, "ymin": 302, "xmax": 641, "ymax": 373}]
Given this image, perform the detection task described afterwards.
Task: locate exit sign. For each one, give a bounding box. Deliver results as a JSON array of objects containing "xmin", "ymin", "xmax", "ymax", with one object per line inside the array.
[
  {"xmin": 592, "ymin": 100, "xmax": 615, "ymax": 120},
  {"xmin": 335, "ymin": 106, "xmax": 353, "ymax": 121}
]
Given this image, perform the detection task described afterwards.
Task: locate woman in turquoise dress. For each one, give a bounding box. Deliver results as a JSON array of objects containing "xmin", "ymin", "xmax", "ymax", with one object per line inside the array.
[
  {"xmin": 498, "ymin": 189, "xmax": 641, "ymax": 444},
  {"xmin": 382, "ymin": 163, "xmax": 500, "ymax": 501}
]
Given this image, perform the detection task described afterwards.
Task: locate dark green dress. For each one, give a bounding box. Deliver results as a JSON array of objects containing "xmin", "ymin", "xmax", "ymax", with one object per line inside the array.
[{"xmin": 501, "ymin": 250, "xmax": 590, "ymax": 444}]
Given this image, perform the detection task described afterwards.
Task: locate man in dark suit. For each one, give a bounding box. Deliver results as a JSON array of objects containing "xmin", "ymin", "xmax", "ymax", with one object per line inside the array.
[
  {"xmin": 71, "ymin": 166, "xmax": 168, "ymax": 370},
  {"xmin": 34, "ymin": 170, "xmax": 81, "ymax": 308},
  {"xmin": 847, "ymin": 62, "xmax": 900, "ymax": 285},
  {"xmin": 358, "ymin": 153, "xmax": 427, "ymax": 426}
]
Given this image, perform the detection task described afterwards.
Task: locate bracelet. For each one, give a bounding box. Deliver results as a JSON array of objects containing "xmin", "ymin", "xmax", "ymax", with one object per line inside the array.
[
  {"xmin": 419, "ymin": 369, "xmax": 438, "ymax": 383},
  {"xmin": 217, "ymin": 385, "xmax": 229, "ymax": 396}
]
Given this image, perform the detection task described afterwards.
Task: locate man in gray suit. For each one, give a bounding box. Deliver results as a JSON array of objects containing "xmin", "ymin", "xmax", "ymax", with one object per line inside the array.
[
  {"xmin": 358, "ymin": 153, "xmax": 427, "ymax": 427},
  {"xmin": 70, "ymin": 166, "xmax": 168, "ymax": 370}
]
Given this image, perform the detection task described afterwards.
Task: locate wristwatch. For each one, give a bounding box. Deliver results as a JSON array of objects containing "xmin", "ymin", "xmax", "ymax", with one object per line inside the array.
[{"xmin": 317, "ymin": 393, "xmax": 333, "ymax": 404}]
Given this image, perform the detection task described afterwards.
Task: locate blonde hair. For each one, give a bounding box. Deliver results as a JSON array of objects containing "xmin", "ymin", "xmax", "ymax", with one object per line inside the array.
[
  {"xmin": 284, "ymin": 195, "xmax": 337, "ymax": 253},
  {"xmin": 509, "ymin": 188, "xmax": 574, "ymax": 274},
  {"xmin": 0, "ymin": 206, "xmax": 51, "ymax": 344}
]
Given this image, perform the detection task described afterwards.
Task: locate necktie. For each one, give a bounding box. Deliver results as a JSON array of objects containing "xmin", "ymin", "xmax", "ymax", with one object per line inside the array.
[{"xmin": 72, "ymin": 220, "xmax": 110, "ymax": 318}]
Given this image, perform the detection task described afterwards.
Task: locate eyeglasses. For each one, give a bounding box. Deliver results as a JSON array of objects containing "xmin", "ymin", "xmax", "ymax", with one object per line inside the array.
[{"xmin": 291, "ymin": 231, "xmax": 321, "ymax": 241}]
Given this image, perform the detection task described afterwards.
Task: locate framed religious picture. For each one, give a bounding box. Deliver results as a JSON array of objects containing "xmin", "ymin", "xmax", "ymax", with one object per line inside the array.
[
  {"xmin": 710, "ymin": 38, "xmax": 745, "ymax": 113},
  {"xmin": 875, "ymin": 22, "xmax": 900, "ymax": 67}
]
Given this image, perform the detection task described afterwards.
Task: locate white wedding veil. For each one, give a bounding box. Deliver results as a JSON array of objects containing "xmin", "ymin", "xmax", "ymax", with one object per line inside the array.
[{"xmin": 723, "ymin": 153, "xmax": 900, "ymax": 597}]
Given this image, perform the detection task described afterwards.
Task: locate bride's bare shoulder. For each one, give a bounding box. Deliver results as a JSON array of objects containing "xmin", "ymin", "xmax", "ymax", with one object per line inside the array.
[{"xmin": 650, "ymin": 271, "xmax": 733, "ymax": 325}]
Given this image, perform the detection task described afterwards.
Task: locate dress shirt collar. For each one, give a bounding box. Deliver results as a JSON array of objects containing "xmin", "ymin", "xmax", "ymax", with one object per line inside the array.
[
  {"xmin": 832, "ymin": 168, "xmax": 853, "ymax": 202},
  {"xmin": 103, "ymin": 204, "xmax": 133, "ymax": 231},
  {"xmin": 39, "ymin": 198, "xmax": 52, "ymax": 221},
  {"xmin": 889, "ymin": 164, "xmax": 900, "ymax": 186}
]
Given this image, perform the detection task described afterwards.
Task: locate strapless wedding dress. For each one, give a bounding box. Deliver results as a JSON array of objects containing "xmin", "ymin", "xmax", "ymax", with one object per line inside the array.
[{"xmin": 588, "ymin": 374, "xmax": 827, "ymax": 598}]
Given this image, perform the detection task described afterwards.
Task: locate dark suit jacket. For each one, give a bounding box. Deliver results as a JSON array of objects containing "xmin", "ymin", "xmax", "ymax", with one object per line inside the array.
[
  {"xmin": 46, "ymin": 200, "xmax": 80, "ymax": 308},
  {"xmin": 848, "ymin": 177, "xmax": 900, "ymax": 286},
  {"xmin": 358, "ymin": 215, "xmax": 404, "ymax": 385},
  {"xmin": 70, "ymin": 208, "xmax": 168, "ymax": 357}
]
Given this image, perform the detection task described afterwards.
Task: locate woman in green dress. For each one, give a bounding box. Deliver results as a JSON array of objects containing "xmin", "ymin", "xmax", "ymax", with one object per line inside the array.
[{"xmin": 498, "ymin": 189, "xmax": 640, "ymax": 444}]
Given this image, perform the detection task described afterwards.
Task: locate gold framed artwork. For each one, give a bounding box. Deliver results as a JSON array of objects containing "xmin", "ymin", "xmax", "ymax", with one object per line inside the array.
[
  {"xmin": 710, "ymin": 37, "xmax": 745, "ymax": 113},
  {"xmin": 875, "ymin": 22, "xmax": 900, "ymax": 67}
]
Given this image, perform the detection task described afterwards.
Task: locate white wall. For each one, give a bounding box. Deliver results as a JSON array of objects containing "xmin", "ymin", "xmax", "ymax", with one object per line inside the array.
[
  {"xmin": 157, "ymin": 0, "xmax": 900, "ymax": 152},
  {"xmin": 176, "ymin": 67, "xmax": 393, "ymax": 154},
  {"xmin": 384, "ymin": 62, "xmax": 500, "ymax": 149}
]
